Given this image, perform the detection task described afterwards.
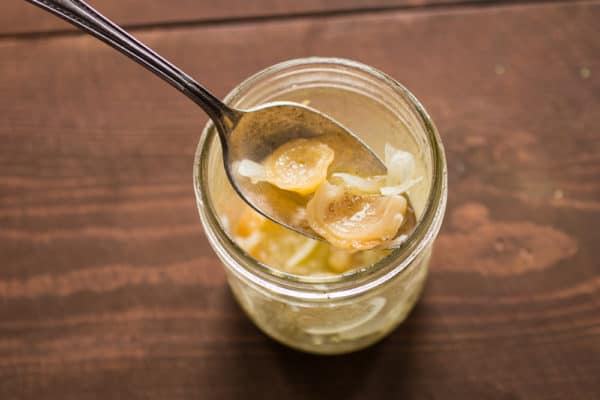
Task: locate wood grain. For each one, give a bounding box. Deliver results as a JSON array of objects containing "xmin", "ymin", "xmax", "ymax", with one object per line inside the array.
[
  {"xmin": 1, "ymin": 0, "xmax": 599, "ymax": 399},
  {"xmin": 2, "ymin": 0, "xmax": 491, "ymax": 36}
]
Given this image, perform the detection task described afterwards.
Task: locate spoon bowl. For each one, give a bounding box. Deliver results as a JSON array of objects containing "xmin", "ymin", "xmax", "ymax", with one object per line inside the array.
[{"xmin": 225, "ymin": 101, "xmax": 386, "ymax": 238}]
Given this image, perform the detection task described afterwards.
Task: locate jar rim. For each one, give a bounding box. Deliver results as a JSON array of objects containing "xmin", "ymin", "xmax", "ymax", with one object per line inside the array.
[{"xmin": 194, "ymin": 57, "xmax": 447, "ymax": 300}]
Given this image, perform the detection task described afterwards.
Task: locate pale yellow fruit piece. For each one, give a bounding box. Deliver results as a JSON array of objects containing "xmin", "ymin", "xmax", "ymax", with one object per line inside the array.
[
  {"xmin": 263, "ymin": 138, "xmax": 334, "ymax": 195},
  {"xmin": 306, "ymin": 181, "xmax": 407, "ymax": 250},
  {"xmin": 327, "ymin": 248, "xmax": 354, "ymax": 273},
  {"xmin": 384, "ymin": 144, "xmax": 416, "ymax": 186}
]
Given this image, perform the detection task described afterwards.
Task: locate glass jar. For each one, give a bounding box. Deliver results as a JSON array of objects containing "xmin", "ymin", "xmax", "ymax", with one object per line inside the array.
[{"xmin": 194, "ymin": 57, "xmax": 447, "ymax": 354}]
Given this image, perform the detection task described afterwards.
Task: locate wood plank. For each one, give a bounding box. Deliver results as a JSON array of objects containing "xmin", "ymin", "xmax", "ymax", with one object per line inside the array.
[
  {"xmin": 0, "ymin": 1, "xmax": 599, "ymax": 399},
  {"xmin": 2, "ymin": 0, "xmax": 490, "ymax": 35}
]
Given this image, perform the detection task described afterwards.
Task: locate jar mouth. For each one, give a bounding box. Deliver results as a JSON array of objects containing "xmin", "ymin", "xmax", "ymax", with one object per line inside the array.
[{"xmin": 194, "ymin": 57, "xmax": 447, "ymax": 298}]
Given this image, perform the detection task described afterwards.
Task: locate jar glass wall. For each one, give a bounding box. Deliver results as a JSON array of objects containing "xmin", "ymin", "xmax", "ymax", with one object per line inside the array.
[{"xmin": 194, "ymin": 58, "xmax": 447, "ymax": 354}]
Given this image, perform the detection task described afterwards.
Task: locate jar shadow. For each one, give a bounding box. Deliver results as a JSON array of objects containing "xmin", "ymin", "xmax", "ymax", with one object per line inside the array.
[
  {"xmin": 211, "ymin": 286, "xmax": 426, "ymax": 400},
  {"xmin": 269, "ymin": 302, "xmax": 426, "ymax": 399}
]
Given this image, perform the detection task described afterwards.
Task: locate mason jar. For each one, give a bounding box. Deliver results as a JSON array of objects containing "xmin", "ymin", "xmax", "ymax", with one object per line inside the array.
[{"xmin": 194, "ymin": 57, "xmax": 447, "ymax": 354}]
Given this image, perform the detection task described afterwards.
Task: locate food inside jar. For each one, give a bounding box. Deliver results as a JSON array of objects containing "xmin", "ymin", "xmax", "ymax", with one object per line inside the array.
[
  {"xmin": 306, "ymin": 181, "xmax": 408, "ymax": 250},
  {"xmin": 232, "ymin": 138, "xmax": 421, "ymax": 275},
  {"xmin": 232, "ymin": 206, "xmax": 390, "ymax": 275}
]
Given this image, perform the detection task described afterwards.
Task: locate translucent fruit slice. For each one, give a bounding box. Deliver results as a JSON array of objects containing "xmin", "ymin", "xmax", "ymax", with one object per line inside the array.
[
  {"xmin": 330, "ymin": 173, "xmax": 386, "ymax": 193},
  {"xmin": 306, "ymin": 181, "xmax": 407, "ymax": 250},
  {"xmin": 263, "ymin": 138, "xmax": 334, "ymax": 195},
  {"xmin": 384, "ymin": 143, "xmax": 416, "ymax": 186}
]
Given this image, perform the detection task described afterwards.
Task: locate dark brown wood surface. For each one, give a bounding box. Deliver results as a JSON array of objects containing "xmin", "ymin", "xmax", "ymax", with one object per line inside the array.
[
  {"xmin": 1, "ymin": 0, "xmax": 599, "ymax": 399},
  {"xmin": 1, "ymin": 0, "xmax": 490, "ymax": 35}
]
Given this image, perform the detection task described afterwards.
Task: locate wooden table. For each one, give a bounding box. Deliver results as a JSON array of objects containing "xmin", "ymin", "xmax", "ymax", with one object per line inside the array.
[{"xmin": 1, "ymin": 0, "xmax": 599, "ymax": 398}]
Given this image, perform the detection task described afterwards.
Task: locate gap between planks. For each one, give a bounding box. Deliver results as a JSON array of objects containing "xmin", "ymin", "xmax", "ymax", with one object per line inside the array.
[{"xmin": 0, "ymin": 0, "xmax": 594, "ymax": 41}]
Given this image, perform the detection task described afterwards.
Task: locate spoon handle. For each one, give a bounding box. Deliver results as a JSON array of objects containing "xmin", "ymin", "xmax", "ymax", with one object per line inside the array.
[{"xmin": 25, "ymin": 0, "xmax": 238, "ymax": 131}]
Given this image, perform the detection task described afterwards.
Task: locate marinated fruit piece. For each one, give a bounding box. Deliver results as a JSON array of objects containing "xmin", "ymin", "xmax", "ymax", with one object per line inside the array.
[
  {"xmin": 306, "ymin": 181, "xmax": 407, "ymax": 251},
  {"xmin": 262, "ymin": 138, "xmax": 334, "ymax": 195},
  {"xmin": 385, "ymin": 143, "xmax": 416, "ymax": 186}
]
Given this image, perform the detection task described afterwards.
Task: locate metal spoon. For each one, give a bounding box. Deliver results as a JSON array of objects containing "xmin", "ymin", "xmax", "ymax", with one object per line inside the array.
[{"xmin": 26, "ymin": 0, "xmax": 387, "ymax": 240}]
